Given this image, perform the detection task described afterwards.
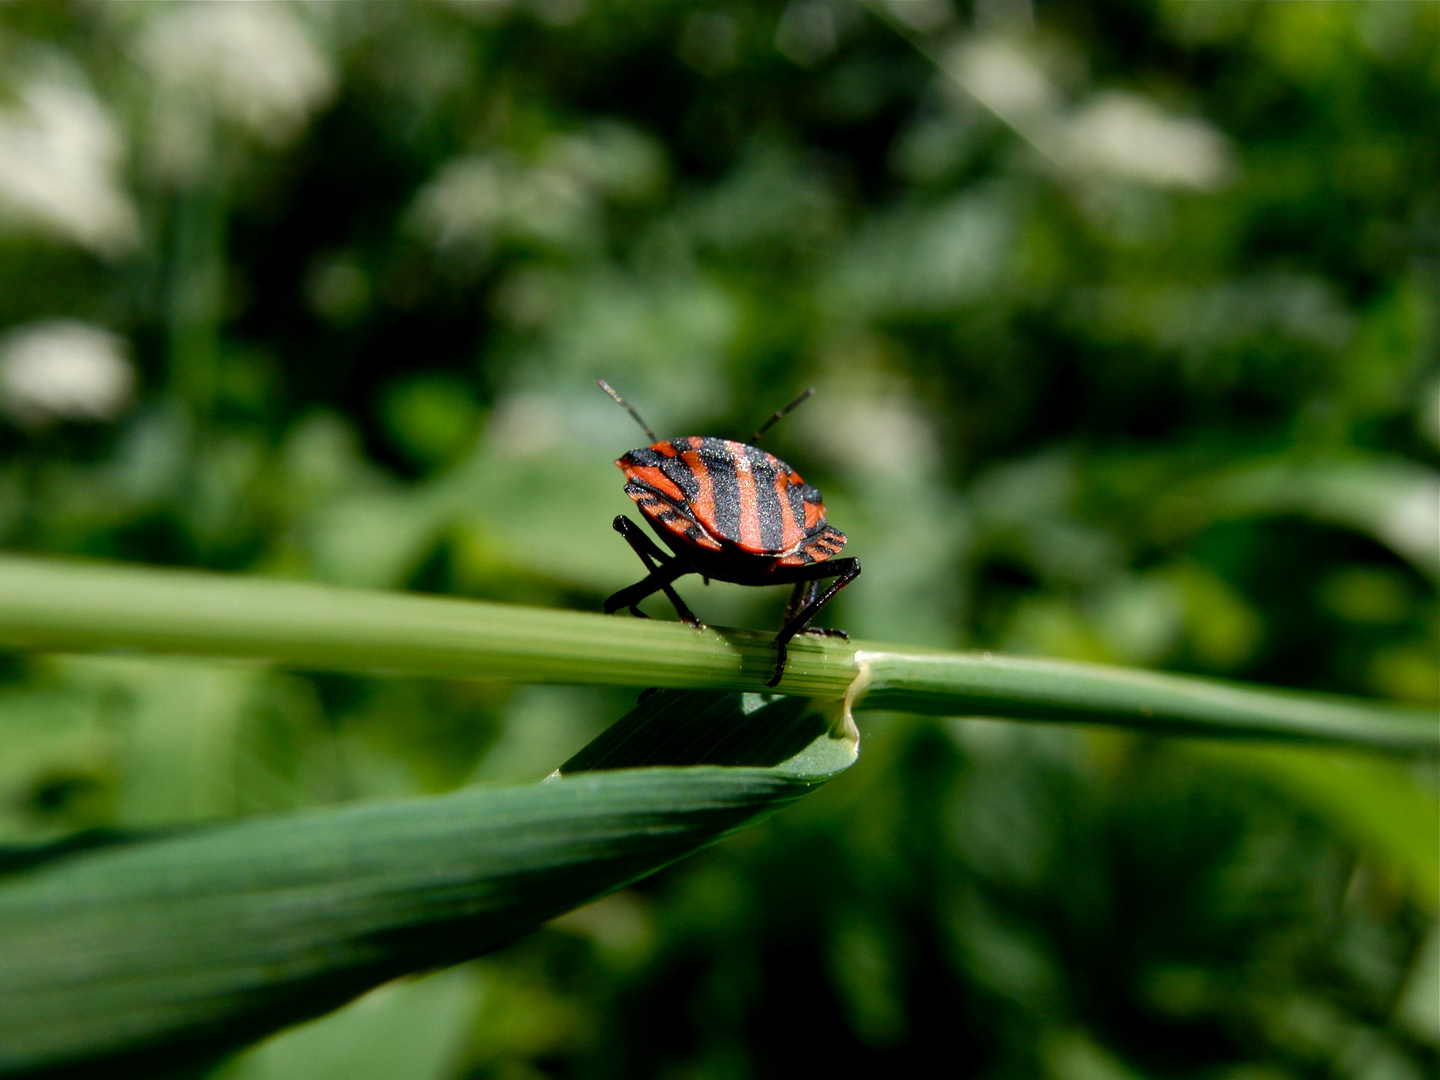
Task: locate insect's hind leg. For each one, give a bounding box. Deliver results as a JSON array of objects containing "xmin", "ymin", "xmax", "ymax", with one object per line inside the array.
[
  {"xmin": 768, "ymin": 558, "xmax": 861, "ymax": 687},
  {"xmin": 606, "ymin": 516, "xmax": 702, "ymax": 627}
]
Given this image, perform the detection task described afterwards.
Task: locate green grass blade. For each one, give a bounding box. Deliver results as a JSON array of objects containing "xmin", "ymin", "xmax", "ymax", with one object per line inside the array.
[
  {"xmin": 0, "ymin": 554, "xmax": 841, "ymax": 690},
  {"xmin": 0, "ymin": 555, "xmax": 1429, "ymax": 751},
  {"xmin": 0, "ymin": 690, "xmax": 853, "ymax": 1078},
  {"xmin": 853, "ymin": 649, "xmax": 1437, "ymax": 753}
]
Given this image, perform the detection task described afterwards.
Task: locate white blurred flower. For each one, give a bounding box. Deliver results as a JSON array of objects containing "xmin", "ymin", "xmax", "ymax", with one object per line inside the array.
[
  {"xmin": 0, "ymin": 320, "xmax": 135, "ymax": 427},
  {"xmin": 941, "ymin": 40, "xmax": 1235, "ymax": 193},
  {"xmin": 821, "ymin": 395, "xmax": 939, "ymax": 479},
  {"xmin": 412, "ymin": 156, "xmax": 504, "ymax": 250},
  {"xmin": 800, "ymin": 367, "xmax": 940, "ymax": 481},
  {"xmin": 410, "ymin": 154, "xmax": 594, "ymax": 254},
  {"xmin": 485, "ymin": 392, "xmax": 566, "ymax": 461},
  {"xmin": 0, "ymin": 73, "xmax": 140, "ymax": 257},
  {"xmin": 411, "ymin": 123, "xmax": 659, "ymax": 257},
  {"xmin": 949, "ymin": 37, "xmax": 1058, "ymax": 121},
  {"xmin": 1378, "ymin": 476, "xmax": 1440, "ymax": 579},
  {"xmin": 410, "ymin": 128, "xmax": 659, "ymax": 255},
  {"xmin": 1059, "ymin": 92, "xmax": 1235, "ymax": 191},
  {"xmin": 136, "ymin": 1, "xmax": 333, "ymax": 177},
  {"xmin": 542, "ymin": 122, "xmax": 664, "ymax": 202}
]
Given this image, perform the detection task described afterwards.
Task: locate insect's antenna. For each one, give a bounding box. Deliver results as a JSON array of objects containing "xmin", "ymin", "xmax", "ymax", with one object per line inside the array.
[
  {"xmin": 597, "ymin": 378, "xmax": 658, "ymax": 442},
  {"xmin": 751, "ymin": 387, "xmax": 815, "ymax": 443}
]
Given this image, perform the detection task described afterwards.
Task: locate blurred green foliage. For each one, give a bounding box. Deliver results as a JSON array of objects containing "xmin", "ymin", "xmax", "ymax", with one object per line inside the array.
[{"xmin": 0, "ymin": 1, "xmax": 1434, "ymax": 1078}]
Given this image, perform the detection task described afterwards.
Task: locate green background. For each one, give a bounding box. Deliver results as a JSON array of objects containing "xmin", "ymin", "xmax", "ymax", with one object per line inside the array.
[{"xmin": 0, "ymin": 1, "xmax": 1434, "ymax": 1077}]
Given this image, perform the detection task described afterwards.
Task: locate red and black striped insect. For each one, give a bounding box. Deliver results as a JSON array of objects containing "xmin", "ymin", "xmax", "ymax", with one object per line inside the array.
[{"xmin": 599, "ymin": 379, "xmax": 861, "ymax": 687}]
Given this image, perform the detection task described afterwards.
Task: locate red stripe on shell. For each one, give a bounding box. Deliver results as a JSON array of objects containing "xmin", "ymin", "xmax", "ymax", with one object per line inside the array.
[
  {"xmin": 727, "ymin": 440, "xmax": 764, "ymax": 552},
  {"xmin": 622, "ymin": 463, "xmax": 684, "ymax": 502}
]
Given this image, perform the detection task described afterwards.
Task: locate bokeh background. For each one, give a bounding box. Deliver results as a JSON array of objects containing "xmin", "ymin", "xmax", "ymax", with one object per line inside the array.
[{"xmin": 0, "ymin": 1, "xmax": 1436, "ymax": 1077}]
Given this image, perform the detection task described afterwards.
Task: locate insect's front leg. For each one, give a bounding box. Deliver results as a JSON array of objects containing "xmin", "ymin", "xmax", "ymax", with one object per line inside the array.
[
  {"xmin": 604, "ymin": 558, "xmax": 692, "ymax": 618},
  {"xmin": 607, "ymin": 516, "xmax": 703, "ymax": 627}
]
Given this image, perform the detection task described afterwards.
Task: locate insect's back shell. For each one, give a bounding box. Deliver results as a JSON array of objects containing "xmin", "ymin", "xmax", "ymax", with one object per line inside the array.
[{"xmin": 618, "ymin": 436, "xmax": 841, "ymax": 558}]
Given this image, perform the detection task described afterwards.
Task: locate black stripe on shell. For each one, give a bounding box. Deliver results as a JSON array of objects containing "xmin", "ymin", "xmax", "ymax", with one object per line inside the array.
[
  {"xmin": 786, "ymin": 475, "xmax": 807, "ymax": 537},
  {"xmin": 624, "ymin": 481, "xmax": 695, "ymax": 525},
  {"xmin": 659, "ymin": 441, "xmax": 700, "ymax": 501},
  {"xmin": 700, "ymin": 439, "xmax": 741, "ymax": 542},
  {"xmin": 745, "ymin": 444, "xmax": 785, "ymax": 551}
]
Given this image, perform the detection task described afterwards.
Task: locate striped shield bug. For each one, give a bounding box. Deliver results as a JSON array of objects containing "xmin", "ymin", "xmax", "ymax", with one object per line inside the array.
[{"xmin": 599, "ymin": 379, "xmax": 861, "ymax": 687}]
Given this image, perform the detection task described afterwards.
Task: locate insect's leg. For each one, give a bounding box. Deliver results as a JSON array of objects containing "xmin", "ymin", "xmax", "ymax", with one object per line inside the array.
[
  {"xmin": 782, "ymin": 579, "xmax": 820, "ymax": 623},
  {"xmin": 767, "ymin": 558, "xmax": 861, "ymax": 687},
  {"xmin": 611, "ymin": 516, "xmax": 669, "ymax": 616},
  {"xmin": 798, "ymin": 569, "xmax": 848, "ymax": 639},
  {"xmin": 604, "ymin": 560, "xmax": 691, "ymax": 617},
  {"xmin": 612, "ymin": 516, "xmax": 701, "ymax": 626},
  {"xmin": 607, "ymin": 516, "xmax": 701, "ymax": 626},
  {"xmin": 613, "ymin": 515, "xmax": 674, "ymax": 568}
]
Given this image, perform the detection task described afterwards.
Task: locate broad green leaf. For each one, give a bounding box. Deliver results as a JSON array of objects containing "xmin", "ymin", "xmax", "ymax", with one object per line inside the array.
[{"xmin": 0, "ymin": 690, "xmax": 854, "ymax": 1078}]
